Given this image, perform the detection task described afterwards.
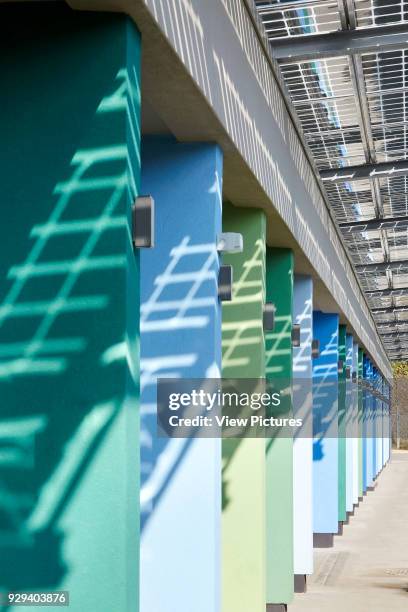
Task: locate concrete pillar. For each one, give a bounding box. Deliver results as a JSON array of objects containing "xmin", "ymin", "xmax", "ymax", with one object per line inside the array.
[
  {"xmin": 345, "ymin": 334, "xmax": 354, "ymax": 516},
  {"xmin": 222, "ymin": 204, "xmax": 266, "ymax": 612},
  {"xmin": 140, "ymin": 137, "xmax": 223, "ymax": 612},
  {"xmin": 352, "ymin": 342, "xmax": 360, "ymax": 507},
  {"xmin": 293, "ymin": 276, "xmax": 313, "ymax": 592},
  {"xmin": 363, "ymin": 356, "xmax": 375, "ymax": 491},
  {"xmin": 380, "ymin": 375, "xmax": 385, "ymax": 471},
  {"xmin": 373, "ymin": 367, "xmax": 382, "ymax": 478},
  {"xmin": 367, "ymin": 360, "xmax": 375, "ymax": 488},
  {"xmin": 265, "ymin": 249, "xmax": 294, "ymax": 607},
  {"xmin": 383, "ymin": 378, "xmax": 391, "ymax": 464},
  {"xmin": 384, "ymin": 380, "xmax": 391, "ymax": 463},
  {"xmin": 312, "ymin": 312, "xmax": 339, "ymax": 547},
  {"xmin": 338, "ymin": 325, "xmax": 347, "ymax": 531},
  {"xmin": 362, "ymin": 355, "xmax": 368, "ymax": 492},
  {"xmin": 358, "ymin": 348, "xmax": 364, "ymax": 499},
  {"xmin": 0, "ymin": 7, "xmax": 141, "ymax": 610}
]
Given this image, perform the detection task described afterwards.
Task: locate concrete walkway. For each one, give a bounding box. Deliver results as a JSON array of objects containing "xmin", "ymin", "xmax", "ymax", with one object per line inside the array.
[{"xmin": 291, "ymin": 450, "xmax": 408, "ymax": 612}]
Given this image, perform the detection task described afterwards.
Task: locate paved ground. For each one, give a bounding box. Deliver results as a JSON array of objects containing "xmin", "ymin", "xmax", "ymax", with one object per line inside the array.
[{"xmin": 291, "ymin": 450, "xmax": 408, "ymax": 612}]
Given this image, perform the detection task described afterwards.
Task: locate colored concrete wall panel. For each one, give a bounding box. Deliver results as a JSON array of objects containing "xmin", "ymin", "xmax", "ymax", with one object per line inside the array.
[
  {"xmin": 338, "ymin": 324, "xmax": 347, "ymax": 523},
  {"xmin": 312, "ymin": 312, "xmax": 339, "ymax": 534},
  {"xmin": 352, "ymin": 342, "xmax": 360, "ymax": 506},
  {"xmin": 265, "ymin": 248, "xmax": 294, "ymax": 604},
  {"xmin": 293, "ymin": 276, "xmax": 313, "ymax": 576},
  {"xmin": 222, "ymin": 204, "xmax": 266, "ymax": 612},
  {"xmin": 140, "ymin": 137, "xmax": 223, "ymax": 612},
  {"xmin": 345, "ymin": 334, "xmax": 354, "ymax": 513},
  {"xmin": 358, "ymin": 348, "xmax": 364, "ymax": 498},
  {"xmin": 0, "ymin": 7, "xmax": 141, "ymax": 611}
]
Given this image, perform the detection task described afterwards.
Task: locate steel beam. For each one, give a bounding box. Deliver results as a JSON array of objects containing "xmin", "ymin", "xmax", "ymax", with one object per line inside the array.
[
  {"xmin": 257, "ymin": 0, "xmax": 319, "ymax": 14},
  {"xmin": 366, "ymin": 288, "xmax": 408, "ymax": 298},
  {"xmin": 381, "ymin": 332, "xmax": 408, "ymax": 339},
  {"xmin": 320, "ymin": 160, "xmax": 408, "ymax": 183},
  {"xmin": 270, "ymin": 24, "xmax": 408, "ymax": 62},
  {"xmin": 372, "ymin": 306, "xmax": 408, "ymax": 314},
  {"xmin": 355, "ymin": 260, "xmax": 408, "ymax": 273},
  {"xmin": 340, "ymin": 215, "xmax": 408, "ymax": 233},
  {"xmin": 377, "ymin": 323, "xmax": 408, "ymax": 330}
]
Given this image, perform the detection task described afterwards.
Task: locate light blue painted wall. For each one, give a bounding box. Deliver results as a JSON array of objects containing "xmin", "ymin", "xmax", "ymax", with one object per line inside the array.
[
  {"xmin": 352, "ymin": 342, "xmax": 359, "ymax": 506},
  {"xmin": 293, "ymin": 276, "xmax": 313, "ymax": 575},
  {"xmin": 373, "ymin": 367, "xmax": 382, "ymax": 477},
  {"xmin": 140, "ymin": 137, "xmax": 222, "ymax": 612},
  {"xmin": 367, "ymin": 361, "xmax": 376, "ymax": 486},
  {"xmin": 312, "ymin": 311, "xmax": 339, "ymax": 534},
  {"xmin": 345, "ymin": 334, "xmax": 354, "ymax": 513},
  {"xmin": 372, "ymin": 367, "xmax": 378, "ymax": 479}
]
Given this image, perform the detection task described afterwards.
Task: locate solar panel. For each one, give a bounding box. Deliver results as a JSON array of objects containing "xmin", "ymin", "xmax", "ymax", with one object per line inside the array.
[{"xmin": 256, "ymin": 0, "xmax": 408, "ymax": 359}]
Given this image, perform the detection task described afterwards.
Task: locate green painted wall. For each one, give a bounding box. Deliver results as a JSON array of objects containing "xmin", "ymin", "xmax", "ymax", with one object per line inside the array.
[
  {"xmin": 338, "ymin": 325, "xmax": 347, "ymax": 523},
  {"xmin": 358, "ymin": 348, "xmax": 364, "ymax": 498},
  {"xmin": 222, "ymin": 204, "xmax": 266, "ymax": 612},
  {"xmin": 265, "ymin": 248, "xmax": 294, "ymax": 605},
  {"xmin": 0, "ymin": 6, "xmax": 141, "ymax": 611}
]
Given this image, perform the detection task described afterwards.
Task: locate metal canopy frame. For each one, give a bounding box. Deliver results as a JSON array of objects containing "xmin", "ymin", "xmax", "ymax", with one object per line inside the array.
[
  {"xmin": 320, "ymin": 159, "xmax": 408, "ymax": 182},
  {"xmin": 256, "ymin": 0, "xmax": 408, "ymax": 360},
  {"xmin": 270, "ymin": 24, "xmax": 408, "ymax": 61},
  {"xmin": 339, "ymin": 215, "xmax": 408, "ymax": 231}
]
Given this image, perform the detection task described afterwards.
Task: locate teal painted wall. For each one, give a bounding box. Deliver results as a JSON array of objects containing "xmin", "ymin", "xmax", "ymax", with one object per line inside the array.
[
  {"xmin": 265, "ymin": 248, "xmax": 294, "ymax": 605},
  {"xmin": 0, "ymin": 6, "xmax": 141, "ymax": 611}
]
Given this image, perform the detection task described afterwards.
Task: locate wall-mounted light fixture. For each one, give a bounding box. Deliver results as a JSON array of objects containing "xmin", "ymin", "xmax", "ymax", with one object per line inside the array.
[
  {"xmin": 263, "ymin": 303, "xmax": 276, "ymax": 331},
  {"xmin": 218, "ymin": 265, "xmax": 233, "ymax": 301},
  {"xmin": 217, "ymin": 232, "xmax": 244, "ymax": 254},
  {"xmin": 292, "ymin": 324, "xmax": 301, "ymax": 348},
  {"xmin": 312, "ymin": 339, "xmax": 320, "ymax": 359},
  {"xmin": 352, "ymin": 371, "xmax": 357, "ymax": 383},
  {"xmin": 338, "ymin": 359, "xmax": 344, "ymax": 374},
  {"xmin": 346, "ymin": 366, "xmax": 351, "ymax": 379},
  {"xmin": 132, "ymin": 195, "xmax": 155, "ymax": 248}
]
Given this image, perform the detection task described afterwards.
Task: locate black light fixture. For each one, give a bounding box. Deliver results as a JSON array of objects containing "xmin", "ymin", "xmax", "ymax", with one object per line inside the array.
[
  {"xmin": 352, "ymin": 371, "xmax": 357, "ymax": 383},
  {"xmin": 263, "ymin": 303, "xmax": 276, "ymax": 331},
  {"xmin": 218, "ymin": 265, "xmax": 233, "ymax": 301},
  {"xmin": 338, "ymin": 359, "xmax": 344, "ymax": 374},
  {"xmin": 292, "ymin": 324, "xmax": 301, "ymax": 347},
  {"xmin": 312, "ymin": 339, "xmax": 320, "ymax": 359},
  {"xmin": 346, "ymin": 366, "xmax": 351, "ymax": 379},
  {"xmin": 132, "ymin": 195, "xmax": 155, "ymax": 248}
]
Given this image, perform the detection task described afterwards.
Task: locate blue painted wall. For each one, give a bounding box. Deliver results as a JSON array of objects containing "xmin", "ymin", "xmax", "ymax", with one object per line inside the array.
[
  {"xmin": 384, "ymin": 380, "xmax": 391, "ymax": 463},
  {"xmin": 140, "ymin": 137, "xmax": 223, "ymax": 612},
  {"xmin": 345, "ymin": 334, "xmax": 354, "ymax": 513},
  {"xmin": 312, "ymin": 312, "xmax": 339, "ymax": 534},
  {"xmin": 363, "ymin": 356, "xmax": 375, "ymax": 490},
  {"xmin": 373, "ymin": 367, "xmax": 381, "ymax": 478}
]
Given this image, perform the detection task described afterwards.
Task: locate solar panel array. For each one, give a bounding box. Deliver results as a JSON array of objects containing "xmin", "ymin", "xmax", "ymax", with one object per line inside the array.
[{"xmin": 256, "ymin": 0, "xmax": 408, "ymax": 360}]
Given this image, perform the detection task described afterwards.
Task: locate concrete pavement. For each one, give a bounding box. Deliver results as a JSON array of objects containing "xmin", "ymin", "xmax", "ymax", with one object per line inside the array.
[{"xmin": 291, "ymin": 450, "xmax": 408, "ymax": 612}]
